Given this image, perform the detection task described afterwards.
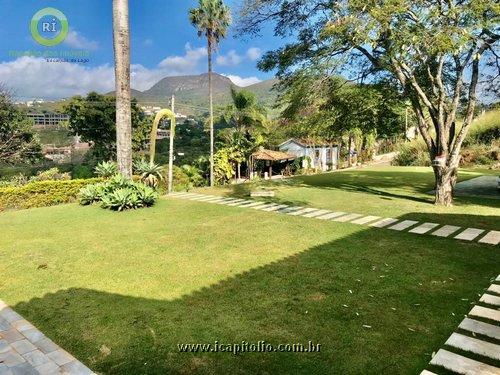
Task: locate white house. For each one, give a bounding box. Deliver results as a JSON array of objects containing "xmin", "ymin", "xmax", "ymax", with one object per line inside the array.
[{"xmin": 278, "ymin": 139, "xmax": 339, "ymax": 171}]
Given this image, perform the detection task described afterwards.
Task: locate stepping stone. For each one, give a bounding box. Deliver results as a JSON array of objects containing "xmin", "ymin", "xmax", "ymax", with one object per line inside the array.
[
  {"xmin": 333, "ymin": 213, "xmax": 363, "ymax": 222},
  {"xmin": 262, "ymin": 204, "xmax": 288, "ymax": 212},
  {"xmin": 173, "ymin": 193, "xmax": 196, "ymax": 198},
  {"xmin": 226, "ymin": 200, "xmax": 252, "ymax": 206},
  {"xmin": 277, "ymin": 206, "xmax": 303, "ymax": 214},
  {"xmin": 409, "ymin": 222, "xmax": 439, "ymax": 234},
  {"xmin": 238, "ymin": 201, "xmax": 266, "ymax": 208},
  {"xmin": 219, "ymin": 199, "xmax": 244, "ymax": 205},
  {"xmin": 497, "ymin": 275, "xmax": 500, "ymax": 282},
  {"xmin": 430, "ymin": 349, "xmax": 500, "ymax": 375},
  {"xmin": 459, "ymin": 317, "xmax": 500, "ymax": 340},
  {"xmin": 351, "ymin": 216, "xmax": 381, "ymax": 225},
  {"xmin": 479, "ymin": 231, "xmax": 500, "ymax": 245},
  {"xmin": 454, "ymin": 228, "xmax": 485, "ymax": 241},
  {"xmin": 251, "ymin": 203, "xmax": 272, "ymax": 210},
  {"xmin": 420, "ymin": 371, "xmax": 438, "ymax": 375},
  {"xmin": 206, "ymin": 198, "xmax": 230, "ymax": 204},
  {"xmin": 302, "ymin": 209, "xmax": 331, "ymax": 218},
  {"xmin": 316, "ymin": 212, "xmax": 347, "ymax": 220},
  {"xmin": 487, "ymin": 284, "xmax": 500, "ymax": 295},
  {"xmin": 469, "ymin": 306, "xmax": 500, "ymax": 323},
  {"xmin": 194, "ymin": 195, "xmax": 219, "ymax": 201},
  {"xmin": 388, "ymin": 220, "xmax": 419, "ymax": 231},
  {"xmin": 445, "ymin": 332, "xmax": 500, "ymax": 361},
  {"xmin": 186, "ymin": 194, "xmax": 208, "ymax": 200},
  {"xmin": 431, "ymin": 225, "xmax": 461, "ymax": 238},
  {"xmin": 288, "ymin": 208, "xmax": 319, "ymax": 216},
  {"xmin": 370, "ymin": 218, "xmax": 398, "ymax": 228},
  {"xmin": 480, "ymin": 294, "xmax": 500, "ymax": 307}
]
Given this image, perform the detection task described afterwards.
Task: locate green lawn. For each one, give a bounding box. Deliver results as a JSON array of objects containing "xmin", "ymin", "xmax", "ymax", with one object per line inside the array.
[
  {"xmin": 0, "ymin": 166, "xmax": 499, "ymax": 374},
  {"xmin": 196, "ymin": 166, "xmax": 500, "ymax": 229}
]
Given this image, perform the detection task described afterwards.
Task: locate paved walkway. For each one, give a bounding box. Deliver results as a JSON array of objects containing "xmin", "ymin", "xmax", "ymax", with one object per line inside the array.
[
  {"xmin": 0, "ymin": 300, "xmax": 93, "ymax": 375},
  {"xmin": 421, "ymin": 275, "xmax": 500, "ymax": 374},
  {"xmin": 169, "ymin": 193, "xmax": 500, "ymax": 246}
]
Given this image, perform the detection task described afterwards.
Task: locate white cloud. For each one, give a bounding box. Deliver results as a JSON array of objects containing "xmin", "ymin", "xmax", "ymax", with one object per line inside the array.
[
  {"xmin": 158, "ymin": 43, "xmax": 207, "ymax": 74},
  {"xmin": 223, "ymin": 75, "xmax": 262, "ymax": 87},
  {"xmin": 0, "ymin": 56, "xmax": 114, "ymax": 99},
  {"xmin": 216, "ymin": 50, "xmax": 243, "ymax": 67},
  {"xmin": 246, "ymin": 47, "xmax": 262, "ymax": 61},
  {"xmin": 63, "ymin": 30, "xmax": 99, "ymax": 51},
  {"xmin": 0, "ymin": 44, "xmax": 264, "ymax": 98}
]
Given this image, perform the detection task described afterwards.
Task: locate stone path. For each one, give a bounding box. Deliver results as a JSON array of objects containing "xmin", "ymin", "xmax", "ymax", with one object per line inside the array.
[
  {"xmin": 169, "ymin": 193, "xmax": 500, "ymax": 246},
  {"xmin": 420, "ymin": 275, "xmax": 500, "ymax": 374},
  {"xmin": 0, "ymin": 300, "xmax": 93, "ymax": 375}
]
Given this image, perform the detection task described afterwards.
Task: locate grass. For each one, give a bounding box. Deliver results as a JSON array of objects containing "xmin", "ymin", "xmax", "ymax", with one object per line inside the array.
[
  {"xmin": 196, "ymin": 166, "xmax": 500, "ymax": 229},
  {"xmin": 0, "ymin": 166, "xmax": 499, "ymax": 374}
]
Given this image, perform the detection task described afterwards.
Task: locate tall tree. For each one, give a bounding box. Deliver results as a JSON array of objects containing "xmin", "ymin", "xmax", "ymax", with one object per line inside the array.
[
  {"xmin": 238, "ymin": 0, "xmax": 499, "ymax": 206},
  {"xmin": 65, "ymin": 93, "xmax": 148, "ymax": 161},
  {"xmin": 112, "ymin": 0, "xmax": 132, "ymax": 177},
  {"xmin": 189, "ymin": 0, "xmax": 232, "ymax": 187},
  {"xmin": 0, "ymin": 86, "xmax": 42, "ymax": 165},
  {"xmin": 220, "ymin": 88, "xmax": 266, "ymax": 178}
]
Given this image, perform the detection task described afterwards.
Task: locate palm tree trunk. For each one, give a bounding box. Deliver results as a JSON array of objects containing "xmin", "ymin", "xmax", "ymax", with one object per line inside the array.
[
  {"xmin": 112, "ymin": 0, "xmax": 132, "ymax": 177},
  {"xmin": 208, "ymin": 36, "xmax": 214, "ymax": 187}
]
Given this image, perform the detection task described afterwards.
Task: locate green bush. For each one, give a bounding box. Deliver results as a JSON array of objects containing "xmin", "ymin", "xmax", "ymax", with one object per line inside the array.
[
  {"xmin": 392, "ymin": 141, "xmax": 430, "ymax": 167},
  {"xmin": 78, "ymin": 174, "xmax": 158, "ymax": 211},
  {"xmin": 0, "ymin": 178, "xmax": 101, "ymax": 211}
]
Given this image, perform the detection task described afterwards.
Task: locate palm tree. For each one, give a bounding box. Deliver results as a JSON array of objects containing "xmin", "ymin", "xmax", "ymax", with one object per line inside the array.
[
  {"xmin": 112, "ymin": 0, "xmax": 132, "ymax": 177},
  {"xmin": 189, "ymin": 0, "xmax": 231, "ymax": 187},
  {"xmin": 222, "ymin": 88, "xmax": 266, "ymax": 178}
]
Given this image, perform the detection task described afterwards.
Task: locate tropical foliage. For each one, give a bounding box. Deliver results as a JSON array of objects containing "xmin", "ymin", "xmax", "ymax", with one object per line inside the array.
[
  {"xmin": 0, "ymin": 86, "xmax": 42, "ymax": 164},
  {"xmin": 133, "ymin": 159, "xmax": 164, "ymax": 188},
  {"xmin": 65, "ymin": 92, "xmax": 149, "ymax": 161},
  {"xmin": 189, "ymin": 0, "xmax": 232, "ymax": 186},
  {"xmin": 238, "ymin": 0, "xmax": 499, "ymax": 205},
  {"xmin": 78, "ymin": 173, "xmax": 158, "ymax": 211}
]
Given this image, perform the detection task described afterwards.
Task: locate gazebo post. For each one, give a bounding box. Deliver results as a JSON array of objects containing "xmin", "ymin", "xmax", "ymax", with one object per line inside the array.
[{"xmin": 269, "ymin": 162, "xmax": 272, "ymax": 179}]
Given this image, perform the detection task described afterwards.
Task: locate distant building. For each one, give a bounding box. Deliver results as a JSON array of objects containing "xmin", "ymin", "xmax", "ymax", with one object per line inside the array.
[
  {"xmin": 28, "ymin": 112, "xmax": 69, "ymax": 127},
  {"xmin": 279, "ymin": 139, "xmax": 339, "ymax": 171}
]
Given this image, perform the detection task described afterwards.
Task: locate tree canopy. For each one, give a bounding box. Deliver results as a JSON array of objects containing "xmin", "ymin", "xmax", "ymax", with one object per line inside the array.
[
  {"xmin": 0, "ymin": 87, "xmax": 42, "ymax": 165},
  {"xmin": 238, "ymin": 0, "xmax": 499, "ymax": 205},
  {"xmin": 65, "ymin": 92, "xmax": 149, "ymax": 161}
]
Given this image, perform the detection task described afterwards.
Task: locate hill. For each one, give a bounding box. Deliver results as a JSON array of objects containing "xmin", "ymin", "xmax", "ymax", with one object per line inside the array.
[{"xmin": 108, "ymin": 73, "xmax": 279, "ymax": 116}]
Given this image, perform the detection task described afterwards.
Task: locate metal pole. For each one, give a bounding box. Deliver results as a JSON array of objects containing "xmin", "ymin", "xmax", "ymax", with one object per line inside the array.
[{"xmin": 168, "ymin": 95, "xmax": 175, "ymax": 194}]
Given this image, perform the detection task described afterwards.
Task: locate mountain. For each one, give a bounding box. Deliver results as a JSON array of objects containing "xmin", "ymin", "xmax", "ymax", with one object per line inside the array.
[{"xmin": 108, "ymin": 73, "xmax": 279, "ymax": 116}]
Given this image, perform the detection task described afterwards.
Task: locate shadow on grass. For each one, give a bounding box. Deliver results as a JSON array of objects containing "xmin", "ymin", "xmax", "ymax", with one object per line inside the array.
[
  {"xmin": 13, "ymin": 212, "xmax": 499, "ymax": 375},
  {"xmin": 221, "ymin": 169, "xmax": 499, "ymax": 214}
]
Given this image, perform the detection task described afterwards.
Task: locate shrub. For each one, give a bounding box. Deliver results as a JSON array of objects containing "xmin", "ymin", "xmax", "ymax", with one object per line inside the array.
[
  {"xmin": 30, "ymin": 167, "xmax": 71, "ymax": 182},
  {"xmin": 95, "ymin": 161, "xmax": 118, "ymax": 178},
  {"xmin": 72, "ymin": 165, "xmax": 94, "ymax": 179},
  {"xmin": 133, "ymin": 159, "xmax": 164, "ymax": 188},
  {"xmin": 0, "ymin": 178, "xmax": 101, "ymax": 211},
  {"xmin": 78, "ymin": 174, "xmax": 158, "ymax": 211},
  {"xmin": 392, "ymin": 141, "xmax": 431, "ymax": 167}
]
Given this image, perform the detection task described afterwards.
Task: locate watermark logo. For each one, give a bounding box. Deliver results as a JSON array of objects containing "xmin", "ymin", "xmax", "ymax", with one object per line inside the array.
[{"xmin": 30, "ymin": 7, "xmax": 69, "ymax": 47}]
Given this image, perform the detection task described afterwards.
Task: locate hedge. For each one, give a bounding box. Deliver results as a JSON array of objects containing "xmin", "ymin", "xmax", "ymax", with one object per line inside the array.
[{"xmin": 0, "ymin": 178, "xmax": 101, "ymax": 211}]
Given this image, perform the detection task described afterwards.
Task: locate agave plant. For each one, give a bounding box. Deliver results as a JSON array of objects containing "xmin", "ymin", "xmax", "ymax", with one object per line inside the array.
[
  {"xmin": 95, "ymin": 161, "xmax": 118, "ymax": 178},
  {"xmin": 78, "ymin": 183, "xmax": 105, "ymax": 205},
  {"xmin": 133, "ymin": 159, "xmax": 164, "ymax": 188},
  {"xmin": 134, "ymin": 183, "xmax": 158, "ymax": 207},
  {"xmin": 101, "ymin": 188, "xmax": 139, "ymax": 211}
]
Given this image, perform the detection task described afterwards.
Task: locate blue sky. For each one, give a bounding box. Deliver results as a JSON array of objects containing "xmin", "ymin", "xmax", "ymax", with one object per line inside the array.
[{"xmin": 0, "ymin": 0, "xmax": 281, "ymax": 99}]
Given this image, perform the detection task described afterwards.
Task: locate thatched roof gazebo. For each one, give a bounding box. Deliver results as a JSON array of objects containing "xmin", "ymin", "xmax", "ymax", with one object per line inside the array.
[{"xmin": 250, "ymin": 149, "xmax": 296, "ymax": 179}]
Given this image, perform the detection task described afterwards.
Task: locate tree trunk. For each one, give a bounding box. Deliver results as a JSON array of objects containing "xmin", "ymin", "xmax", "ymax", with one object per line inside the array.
[
  {"xmin": 112, "ymin": 0, "xmax": 132, "ymax": 178},
  {"xmin": 433, "ymin": 166, "xmax": 457, "ymax": 206},
  {"xmin": 348, "ymin": 135, "xmax": 354, "ymax": 167},
  {"xmin": 237, "ymin": 162, "xmax": 241, "ymax": 180},
  {"xmin": 207, "ymin": 36, "xmax": 214, "ymax": 187}
]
